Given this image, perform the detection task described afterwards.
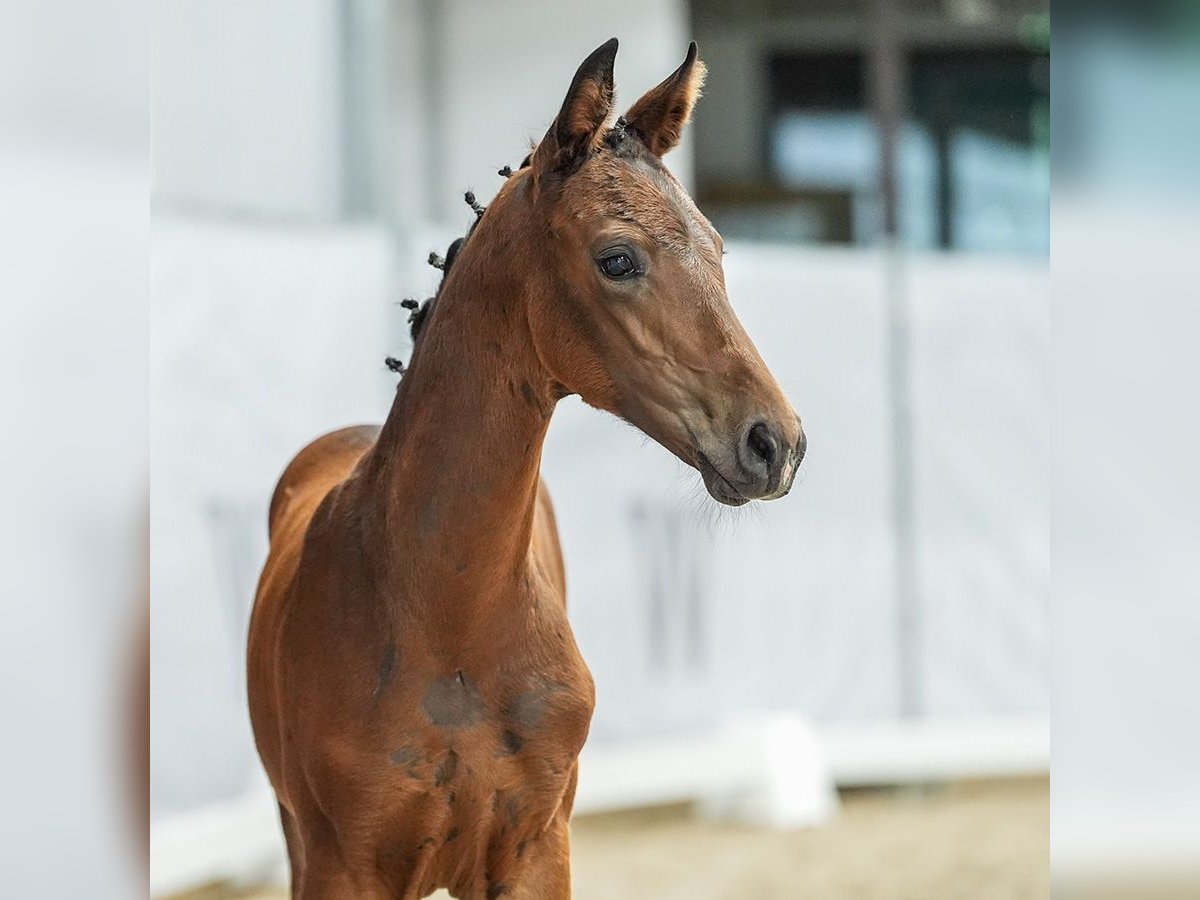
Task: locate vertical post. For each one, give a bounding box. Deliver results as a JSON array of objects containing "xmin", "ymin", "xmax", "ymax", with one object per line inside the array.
[
  {"xmin": 872, "ymin": 0, "xmax": 903, "ymax": 241},
  {"xmin": 337, "ymin": 0, "xmax": 366, "ymax": 217},
  {"xmin": 933, "ymin": 79, "xmax": 956, "ymax": 251},
  {"xmin": 419, "ymin": 0, "xmax": 447, "ymax": 223},
  {"xmin": 337, "ymin": 0, "xmax": 410, "ymax": 223},
  {"xmin": 934, "ymin": 121, "xmax": 954, "ymax": 250},
  {"xmin": 869, "ymin": 0, "xmax": 921, "ymax": 719}
]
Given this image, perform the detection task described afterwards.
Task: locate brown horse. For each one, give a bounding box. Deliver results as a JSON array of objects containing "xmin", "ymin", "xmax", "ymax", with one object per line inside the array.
[{"xmin": 247, "ymin": 38, "xmax": 805, "ymax": 899}]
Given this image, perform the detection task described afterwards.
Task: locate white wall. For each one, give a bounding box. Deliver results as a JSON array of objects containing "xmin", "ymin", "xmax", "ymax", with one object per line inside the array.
[
  {"xmin": 150, "ymin": 215, "xmax": 395, "ymax": 818},
  {"xmin": 150, "ymin": 222, "xmax": 1049, "ymax": 820},
  {"xmin": 150, "ymin": 0, "xmax": 695, "ymax": 223},
  {"xmin": 152, "ymin": 0, "xmax": 345, "ymax": 218},
  {"xmin": 909, "ymin": 257, "xmax": 1050, "ymax": 715}
]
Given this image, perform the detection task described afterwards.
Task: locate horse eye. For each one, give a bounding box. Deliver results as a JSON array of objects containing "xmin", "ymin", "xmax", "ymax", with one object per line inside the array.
[{"xmin": 599, "ymin": 254, "xmax": 636, "ymax": 279}]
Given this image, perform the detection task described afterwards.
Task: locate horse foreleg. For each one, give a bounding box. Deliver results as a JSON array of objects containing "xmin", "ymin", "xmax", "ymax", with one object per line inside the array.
[
  {"xmin": 277, "ymin": 804, "xmax": 304, "ymax": 898},
  {"xmin": 295, "ymin": 845, "xmax": 392, "ymax": 900},
  {"xmin": 507, "ymin": 817, "xmax": 572, "ymax": 900}
]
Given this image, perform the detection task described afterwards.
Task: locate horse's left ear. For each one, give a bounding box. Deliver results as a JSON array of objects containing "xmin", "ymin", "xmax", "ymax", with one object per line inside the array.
[{"xmin": 623, "ymin": 42, "xmax": 707, "ymax": 157}]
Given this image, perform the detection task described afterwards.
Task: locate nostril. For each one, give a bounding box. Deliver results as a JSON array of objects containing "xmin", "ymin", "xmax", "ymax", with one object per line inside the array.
[{"xmin": 746, "ymin": 422, "xmax": 778, "ymax": 469}]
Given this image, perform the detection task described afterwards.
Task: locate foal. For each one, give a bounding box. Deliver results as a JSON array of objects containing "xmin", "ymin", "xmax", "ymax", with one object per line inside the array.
[{"xmin": 248, "ymin": 38, "xmax": 805, "ymax": 899}]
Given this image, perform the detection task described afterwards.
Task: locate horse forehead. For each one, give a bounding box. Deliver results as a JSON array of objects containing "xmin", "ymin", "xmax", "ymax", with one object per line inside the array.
[
  {"xmin": 666, "ymin": 181, "xmax": 719, "ymax": 255},
  {"xmin": 572, "ymin": 158, "xmax": 714, "ymax": 256},
  {"xmin": 641, "ymin": 168, "xmax": 722, "ymax": 268}
]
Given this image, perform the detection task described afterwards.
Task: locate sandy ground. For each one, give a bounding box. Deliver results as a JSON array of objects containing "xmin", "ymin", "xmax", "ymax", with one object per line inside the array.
[{"xmin": 174, "ymin": 777, "xmax": 1048, "ymax": 900}]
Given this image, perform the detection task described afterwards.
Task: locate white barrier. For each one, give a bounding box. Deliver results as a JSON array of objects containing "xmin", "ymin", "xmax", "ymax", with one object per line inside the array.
[{"xmin": 149, "ymin": 714, "xmax": 1047, "ymax": 896}]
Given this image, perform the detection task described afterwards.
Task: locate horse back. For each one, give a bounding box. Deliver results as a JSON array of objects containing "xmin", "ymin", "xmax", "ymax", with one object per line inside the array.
[
  {"xmin": 249, "ymin": 425, "xmax": 382, "ymax": 788},
  {"xmin": 267, "ymin": 425, "xmax": 382, "ymax": 540}
]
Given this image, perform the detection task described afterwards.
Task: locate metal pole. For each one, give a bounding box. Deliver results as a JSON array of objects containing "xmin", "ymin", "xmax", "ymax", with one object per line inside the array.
[
  {"xmin": 869, "ymin": 0, "xmax": 921, "ymax": 719},
  {"xmin": 872, "ymin": 0, "xmax": 903, "ymax": 240},
  {"xmin": 337, "ymin": 0, "xmax": 370, "ymax": 217},
  {"xmin": 419, "ymin": 0, "xmax": 446, "ymax": 223}
]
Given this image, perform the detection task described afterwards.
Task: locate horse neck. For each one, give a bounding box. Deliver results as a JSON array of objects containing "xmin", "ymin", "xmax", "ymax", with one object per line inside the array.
[{"xmin": 362, "ymin": 224, "xmax": 557, "ymax": 612}]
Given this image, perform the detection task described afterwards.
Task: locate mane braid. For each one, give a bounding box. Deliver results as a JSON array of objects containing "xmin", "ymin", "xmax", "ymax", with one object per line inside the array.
[
  {"xmin": 464, "ymin": 191, "xmax": 486, "ymax": 219},
  {"xmin": 601, "ymin": 117, "xmax": 643, "ymax": 159},
  {"xmin": 387, "ymin": 179, "xmax": 499, "ymax": 377}
]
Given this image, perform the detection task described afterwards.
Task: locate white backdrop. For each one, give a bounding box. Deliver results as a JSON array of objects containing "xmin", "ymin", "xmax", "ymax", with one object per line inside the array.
[{"xmin": 150, "ymin": 219, "xmax": 1049, "ymax": 825}]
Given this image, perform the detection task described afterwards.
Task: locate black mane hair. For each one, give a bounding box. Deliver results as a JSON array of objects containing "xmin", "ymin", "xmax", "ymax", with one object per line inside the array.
[{"xmin": 386, "ymin": 189, "xmax": 488, "ymax": 378}]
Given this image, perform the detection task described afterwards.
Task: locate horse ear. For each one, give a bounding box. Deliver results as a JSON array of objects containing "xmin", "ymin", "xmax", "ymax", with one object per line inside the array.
[
  {"xmin": 532, "ymin": 38, "xmax": 618, "ymax": 175},
  {"xmin": 623, "ymin": 42, "xmax": 706, "ymax": 157}
]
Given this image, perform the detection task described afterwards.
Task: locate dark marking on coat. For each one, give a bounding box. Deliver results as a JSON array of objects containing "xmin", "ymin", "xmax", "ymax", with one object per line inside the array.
[
  {"xmin": 500, "ymin": 729, "xmax": 523, "ymax": 755},
  {"xmin": 520, "ymin": 381, "xmax": 539, "ymax": 410},
  {"xmin": 417, "ymin": 498, "xmax": 440, "ymax": 538},
  {"xmin": 515, "ymin": 839, "xmax": 527, "ymax": 859},
  {"xmin": 416, "ymin": 836, "xmax": 435, "ymax": 850},
  {"xmin": 444, "ymin": 825, "xmax": 460, "ymax": 844},
  {"xmin": 504, "ymin": 797, "xmax": 521, "ymax": 826},
  {"xmin": 372, "ymin": 643, "xmax": 397, "ymax": 705},
  {"xmin": 423, "ymin": 673, "xmax": 483, "ymax": 728},
  {"xmin": 434, "ymin": 750, "xmax": 459, "ymax": 787},
  {"xmin": 389, "ymin": 746, "xmax": 417, "ymax": 766},
  {"xmin": 487, "ymin": 882, "xmax": 510, "ymax": 900},
  {"xmin": 504, "ymin": 683, "xmax": 566, "ymax": 730},
  {"xmin": 455, "ymin": 561, "xmax": 468, "ymax": 574},
  {"xmin": 446, "ymin": 791, "xmax": 457, "ymax": 805}
]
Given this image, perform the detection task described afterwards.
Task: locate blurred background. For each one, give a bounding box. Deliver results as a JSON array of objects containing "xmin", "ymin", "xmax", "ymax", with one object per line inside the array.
[{"xmin": 150, "ymin": 1, "xmax": 1050, "ymax": 897}]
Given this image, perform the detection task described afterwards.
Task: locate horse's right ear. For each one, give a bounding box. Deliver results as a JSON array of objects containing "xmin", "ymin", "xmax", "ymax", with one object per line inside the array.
[{"xmin": 531, "ymin": 38, "xmax": 618, "ymax": 177}]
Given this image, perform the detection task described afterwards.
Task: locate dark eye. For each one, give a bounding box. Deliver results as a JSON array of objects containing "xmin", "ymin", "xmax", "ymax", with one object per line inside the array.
[{"xmin": 598, "ymin": 253, "xmax": 636, "ymax": 279}]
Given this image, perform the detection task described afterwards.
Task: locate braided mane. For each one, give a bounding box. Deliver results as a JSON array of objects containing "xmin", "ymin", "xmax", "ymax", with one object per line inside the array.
[{"xmin": 383, "ymin": 187, "xmax": 489, "ymax": 375}]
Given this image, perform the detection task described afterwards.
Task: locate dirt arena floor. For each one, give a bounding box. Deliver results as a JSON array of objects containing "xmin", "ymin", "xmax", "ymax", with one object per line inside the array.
[{"xmin": 175, "ymin": 777, "xmax": 1048, "ymax": 900}]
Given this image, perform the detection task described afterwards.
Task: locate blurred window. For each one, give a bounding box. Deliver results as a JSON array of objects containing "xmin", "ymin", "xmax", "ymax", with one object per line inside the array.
[
  {"xmin": 697, "ymin": 52, "xmax": 871, "ymax": 244},
  {"xmin": 692, "ymin": 2, "xmax": 1049, "ymax": 254},
  {"xmin": 907, "ymin": 49, "xmax": 1049, "ymax": 252},
  {"xmin": 767, "ymin": 53, "xmax": 872, "ymax": 244}
]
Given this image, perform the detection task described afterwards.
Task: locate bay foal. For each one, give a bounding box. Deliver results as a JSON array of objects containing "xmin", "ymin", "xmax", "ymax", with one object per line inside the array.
[{"xmin": 248, "ymin": 39, "xmax": 805, "ymax": 899}]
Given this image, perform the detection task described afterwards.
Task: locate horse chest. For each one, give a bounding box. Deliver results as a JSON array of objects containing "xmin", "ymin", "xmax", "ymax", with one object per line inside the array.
[
  {"xmin": 283, "ymin": 537, "xmax": 594, "ymax": 888},
  {"xmin": 377, "ymin": 669, "xmax": 594, "ymax": 798},
  {"xmin": 357, "ymin": 669, "xmax": 593, "ymax": 893}
]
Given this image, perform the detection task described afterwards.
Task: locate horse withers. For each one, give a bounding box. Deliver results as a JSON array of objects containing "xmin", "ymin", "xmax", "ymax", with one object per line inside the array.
[{"xmin": 247, "ymin": 38, "xmax": 805, "ymax": 899}]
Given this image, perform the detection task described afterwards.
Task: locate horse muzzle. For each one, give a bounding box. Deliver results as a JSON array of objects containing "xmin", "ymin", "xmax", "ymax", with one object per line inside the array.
[{"xmin": 697, "ymin": 415, "xmax": 806, "ymax": 506}]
